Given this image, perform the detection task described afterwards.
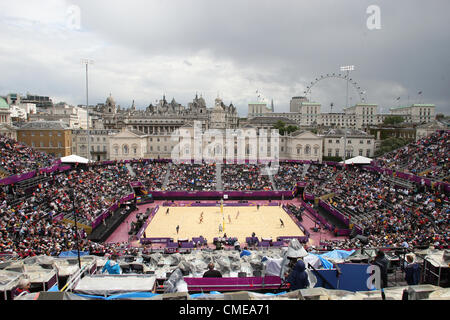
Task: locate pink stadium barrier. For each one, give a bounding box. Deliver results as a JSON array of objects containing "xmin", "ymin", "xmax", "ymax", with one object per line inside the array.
[{"xmin": 184, "ymin": 276, "xmax": 287, "ymax": 292}]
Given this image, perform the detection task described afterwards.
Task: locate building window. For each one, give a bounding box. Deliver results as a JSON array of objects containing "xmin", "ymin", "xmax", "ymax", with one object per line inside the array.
[
  {"xmin": 335, "ymin": 149, "xmax": 340, "ymax": 157},
  {"xmin": 58, "ymin": 142, "xmax": 62, "ymax": 148},
  {"xmin": 336, "ymin": 140, "xmax": 340, "ymax": 144},
  {"xmin": 328, "ymin": 149, "xmax": 332, "ymax": 157},
  {"xmin": 305, "ymin": 145, "xmax": 310, "ymax": 155},
  {"xmin": 359, "ymin": 149, "xmax": 363, "ymax": 156},
  {"xmin": 367, "ymin": 140, "xmax": 371, "ymax": 144},
  {"xmin": 366, "ymin": 149, "xmax": 371, "ymax": 157}
]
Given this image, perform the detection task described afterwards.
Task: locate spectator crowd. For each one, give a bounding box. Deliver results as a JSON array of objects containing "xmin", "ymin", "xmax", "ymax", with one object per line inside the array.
[
  {"xmin": 165, "ymin": 163, "xmax": 216, "ymax": 191},
  {"xmin": 0, "ymin": 131, "xmax": 448, "ymax": 259},
  {"xmin": 375, "ymin": 130, "xmax": 449, "ymax": 180},
  {"xmin": 222, "ymin": 164, "xmax": 273, "ymax": 191},
  {"xmin": 0, "ymin": 134, "xmax": 55, "ymax": 177}
]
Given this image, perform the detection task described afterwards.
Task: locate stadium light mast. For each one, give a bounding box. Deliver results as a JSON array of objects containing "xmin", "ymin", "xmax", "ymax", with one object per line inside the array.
[
  {"xmin": 340, "ymin": 66, "xmax": 354, "ymax": 171},
  {"xmin": 81, "ymin": 59, "xmax": 94, "ymax": 162},
  {"xmin": 340, "ymin": 65, "xmax": 354, "ymax": 111}
]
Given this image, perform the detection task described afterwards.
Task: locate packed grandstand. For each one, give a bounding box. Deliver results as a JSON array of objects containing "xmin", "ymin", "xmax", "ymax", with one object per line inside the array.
[{"xmin": 0, "ymin": 130, "xmax": 449, "ymax": 300}]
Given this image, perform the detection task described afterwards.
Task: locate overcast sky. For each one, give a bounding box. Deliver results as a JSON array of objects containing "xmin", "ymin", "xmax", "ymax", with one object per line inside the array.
[{"xmin": 0, "ymin": 0, "xmax": 449, "ymax": 116}]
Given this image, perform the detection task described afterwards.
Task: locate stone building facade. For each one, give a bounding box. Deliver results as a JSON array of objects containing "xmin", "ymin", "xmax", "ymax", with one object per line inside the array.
[{"xmin": 16, "ymin": 121, "xmax": 72, "ymax": 157}]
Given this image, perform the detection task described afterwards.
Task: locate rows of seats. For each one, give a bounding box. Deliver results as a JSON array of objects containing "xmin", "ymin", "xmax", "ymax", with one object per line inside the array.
[
  {"xmin": 375, "ymin": 130, "xmax": 449, "ymax": 180},
  {"xmin": 0, "ymin": 131, "xmax": 448, "ymax": 259},
  {"xmin": 221, "ymin": 164, "xmax": 272, "ymax": 191}
]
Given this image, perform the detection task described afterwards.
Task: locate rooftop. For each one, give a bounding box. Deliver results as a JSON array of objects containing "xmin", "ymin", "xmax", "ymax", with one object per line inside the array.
[
  {"xmin": 0, "ymin": 97, "xmax": 9, "ymax": 109},
  {"xmin": 18, "ymin": 120, "xmax": 70, "ymax": 130},
  {"xmin": 320, "ymin": 128, "xmax": 373, "ymax": 138}
]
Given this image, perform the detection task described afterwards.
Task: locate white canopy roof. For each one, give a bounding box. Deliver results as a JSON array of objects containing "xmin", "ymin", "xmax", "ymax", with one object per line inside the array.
[
  {"xmin": 340, "ymin": 156, "xmax": 372, "ymax": 165},
  {"xmin": 60, "ymin": 154, "xmax": 91, "ymax": 164}
]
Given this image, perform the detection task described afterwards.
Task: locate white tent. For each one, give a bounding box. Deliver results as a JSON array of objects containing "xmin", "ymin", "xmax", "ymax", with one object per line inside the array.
[
  {"xmin": 340, "ymin": 155, "xmax": 372, "ymax": 165},
  {"xmin": 60, "ymin": 154, "xmax": 91, "ymax": 164}
]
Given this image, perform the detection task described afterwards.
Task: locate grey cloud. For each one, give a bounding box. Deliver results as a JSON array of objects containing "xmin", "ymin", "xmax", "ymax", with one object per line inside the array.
[{"xmin": 0, "ymin": 0, "xmax": 449, "ymax": 115}]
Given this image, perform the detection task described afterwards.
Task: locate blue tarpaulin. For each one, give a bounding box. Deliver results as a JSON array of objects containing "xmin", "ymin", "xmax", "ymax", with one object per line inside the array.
[
  {"xmin": 309, "ymin": 254, "xmax": 334, "ymax": 269},
  {"xmin": 48, "ymin": 284, "xmax": 59, "ymax": 292},
  {"xmin": 264, "ymin": 291, "xmax": 287, "ymax": 296},
  {"xmin": 319, "ymin": 249, "xmax": 355, "ymax": 261},
  {"xmin": 74, "ymin": 292, "xmax": 159, "ymax": 300},
  {"xmin": 240, "ymin": 250, "xmax": 251, "ymax": 257},
  {"xmin": 190, "ymin": 291, "xmax": 222, "ymax": 298},
  {"xmin": 58, "ymin": 250, "xmax": 90, "ymax": 258}
]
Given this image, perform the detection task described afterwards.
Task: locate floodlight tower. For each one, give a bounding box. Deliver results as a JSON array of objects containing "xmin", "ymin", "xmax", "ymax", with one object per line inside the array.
[
  {"xmin": 81, "ymin": 59, "xmax": 94, "ymax": 162},
  {"xmin": 340, "ymin": 65, "xmax": 355, "ymax": 110}
]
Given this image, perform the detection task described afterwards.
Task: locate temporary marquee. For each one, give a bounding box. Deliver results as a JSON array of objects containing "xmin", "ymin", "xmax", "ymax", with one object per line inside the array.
[
  {"xmin": 60, "ymin": 154, "xmax": 91, "ymax": 164},
  {"xmin": 340, "ymin": 156, "xmax": 373, "ymax": 165}
]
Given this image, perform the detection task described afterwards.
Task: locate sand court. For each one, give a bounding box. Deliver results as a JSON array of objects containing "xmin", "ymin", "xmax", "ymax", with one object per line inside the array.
[{"xmin": 144, "ymin": 205, "xmax": 304, "ymax": 243}]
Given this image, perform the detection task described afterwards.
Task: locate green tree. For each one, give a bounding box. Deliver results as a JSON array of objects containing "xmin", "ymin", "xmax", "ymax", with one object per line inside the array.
[
  {"xmin": 286, "ymin": 125, "xmax": 299, "ymax": 134},
  {"xmin": 273, "ymin": 121, "xmax": 298, "ymax": 135},
  {"xmin": 383, "ymin": 115, "xmax": 404, "ymax": 125},
  {"xmin": 375, "ymin": 137, "xmax": 409, "ymax": 156},
  {"xmin": 273, "ymin": 120, "xmax": 286, "ymax": 135}
]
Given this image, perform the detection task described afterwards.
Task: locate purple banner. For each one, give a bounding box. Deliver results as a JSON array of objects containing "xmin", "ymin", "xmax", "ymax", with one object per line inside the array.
[
  {"xmin": 319, "ymin": 199, "xmax": 349, "ymax": 225},
  {"xmin": 303, "ymin": 193, "xmax": 315, "ymax": 201},
  {"xmin": 149, "ymin": 190, "xmax": 294, "ymax": 200},
  {"xmin": 0, "ymin": 170, "xmax": 36, "ymax": 185},
  {"xmin": 367, "ymin": 165, "xmax": 450, "ymax": 192},
  {"xmin": 130, "ymin": 181, "xmax": 143, "ymax": 188},
  {"xmin": 119, "ymin": 193, "xmax": 135, "ymax": 203},
  {"xmin": 91, "ymin": 202, "xmax": 120, "ymax": 230},
  {"xmin": 300, "ymin": 199, "xmax": 333, "ymax": 230},
  {"xmin": 58, "ymin": 165, "xmax": 72, "ymax": 172},
  {"xmin": 184, "ymin": 276, "xmax": 286, "ymax": 292}
]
